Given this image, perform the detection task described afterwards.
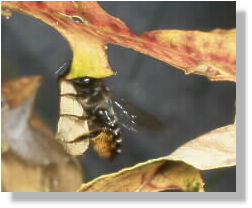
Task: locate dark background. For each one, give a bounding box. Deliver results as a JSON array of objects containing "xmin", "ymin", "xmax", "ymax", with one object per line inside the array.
[{"xmin": 1, "ymin": 1, "xmax": 236, "ymax": 191}]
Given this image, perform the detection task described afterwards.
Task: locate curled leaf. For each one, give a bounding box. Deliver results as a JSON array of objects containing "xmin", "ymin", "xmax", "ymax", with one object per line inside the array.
[
  {"xmin": 1, "ymin": 76, "xmax": 83, "ymax": 192},
  {"xmin": 2, "ymin": 2, "xmax": 236, "ymax": 81},
  {"xmin": 78, "ymin": 124, "xmax": 235, "ymax": 192},
  {"xmin": 168, "ymin": 124, "xmax": 236, "ymax": 170},
  {"xmin": 77, "ymin": 160, "xmax": 204, "ymax": 192}
]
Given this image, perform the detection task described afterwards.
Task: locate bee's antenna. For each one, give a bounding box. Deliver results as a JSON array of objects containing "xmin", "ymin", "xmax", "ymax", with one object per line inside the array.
[{"xmin": 55, "ymin": 61, "xmax": 71, "ymax": 78}]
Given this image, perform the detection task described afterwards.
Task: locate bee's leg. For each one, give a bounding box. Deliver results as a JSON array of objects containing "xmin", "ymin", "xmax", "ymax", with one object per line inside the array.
[
  {"xmin": 85, "ymin": 130, "xmax": 103, "ymax": 139},
  {"xmin": 59, "ymin": 114, "xmax": 89, "ymax": 119},
  {"xmin": 68, "ymin": 130, "xmax": 102, "ymax": 143}
]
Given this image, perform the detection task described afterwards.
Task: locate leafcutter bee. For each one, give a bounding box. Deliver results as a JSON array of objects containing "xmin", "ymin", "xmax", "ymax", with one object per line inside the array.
[
  {"xmin": 56, "ymin": 76, "xmax": 135, "ymax": 159},
  {"xmin": 56, "ymin": 62, "xmax": 165, "ymax": 159}
]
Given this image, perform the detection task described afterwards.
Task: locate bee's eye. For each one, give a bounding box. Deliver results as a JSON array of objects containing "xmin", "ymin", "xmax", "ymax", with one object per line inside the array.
[
  {"xmin": 71, "ymin": 16, "xmax": 84, "ymax": 24},
  {"xmin": 81, "ymin": 77, "xmax": 92, "ymax": 85},
  {"xmin": 72, "ymin": 77, "xmax": 94, "ymax": 86}
]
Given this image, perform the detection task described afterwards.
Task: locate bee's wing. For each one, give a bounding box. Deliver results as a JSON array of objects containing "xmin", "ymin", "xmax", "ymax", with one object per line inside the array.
[
  {"xmin": 112, "ymin": 99, "xmax": 137, "ymax": 132},
  {"xmin": 112, "ymin": 96, "xmax": 166, "ymax": 132}
]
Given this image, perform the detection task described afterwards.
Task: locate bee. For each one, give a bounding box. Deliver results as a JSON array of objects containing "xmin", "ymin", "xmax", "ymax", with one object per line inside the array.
[
  {"xmin": 56, "ymin": 76, "xmax": 127, "ymax": 159},
  {"xmin": 56, "ymin": 62, "xmax": 165, "ymax": 159}
]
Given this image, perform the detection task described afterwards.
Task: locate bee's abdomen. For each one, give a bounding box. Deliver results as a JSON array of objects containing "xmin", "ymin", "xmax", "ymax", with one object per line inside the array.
[{"xmin": 91, "ymin": 131, "xmax": 122, "ymax": 159}]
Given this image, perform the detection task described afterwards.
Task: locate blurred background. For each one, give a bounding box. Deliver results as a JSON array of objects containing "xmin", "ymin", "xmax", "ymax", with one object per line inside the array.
[{"xmin": 1, "ymin": 1, "xmax": 236, "ymax": 191}]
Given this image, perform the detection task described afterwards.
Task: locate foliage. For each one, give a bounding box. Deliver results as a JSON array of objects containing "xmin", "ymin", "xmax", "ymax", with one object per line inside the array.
[
  {"xmin": 2, "ymin": 76, "xmax": 83, "ymax": 191},
  {"xmin": 2, "ymin": 1, "xmax": 236, "ymax": 81},
  {"xmin": 1, "ymin": 1, "xmax": 236, "ymax": 192}
]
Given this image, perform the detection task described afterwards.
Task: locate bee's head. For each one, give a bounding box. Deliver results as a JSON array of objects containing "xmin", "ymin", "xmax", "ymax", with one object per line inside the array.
[{"xmin": 71, "ymin": 77, "xmax": 101, "ymax": 87}]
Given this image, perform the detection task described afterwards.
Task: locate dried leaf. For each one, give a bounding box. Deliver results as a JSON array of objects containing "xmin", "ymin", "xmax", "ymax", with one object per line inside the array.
[
  {"xmin": 2, "ymin": 75, "xmax": 42, "ymax": 108},
  {"xmin": 77, "ymin": 160, "xmax": 204, "ymax": 192},
  {"xmin": 56, "ymin": 79, "xmax": 90, "ymax": 155},
  {"xmin": 78, "ymin": 124, "xmax": 235, "ymax": 192},
  {"xmin": 2, "ymin": 150, "xmax": 83, "ymax": 192},
  {"xmin": 168, "ymin": 124, "xmax": 236, "ymax": 170},
  {"xmin": 2, "ymin": 2, "xmax": 236, "ymax": 81},
  {"xmin": 1, "ymin": 76, "xmax": 83, "ymax": 192}
]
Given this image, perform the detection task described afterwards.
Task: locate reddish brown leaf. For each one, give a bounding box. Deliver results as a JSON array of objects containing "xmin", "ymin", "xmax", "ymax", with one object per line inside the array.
[{"xmin": 2, "ymin": 1, "xmax": 236, "ymax": 81}]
